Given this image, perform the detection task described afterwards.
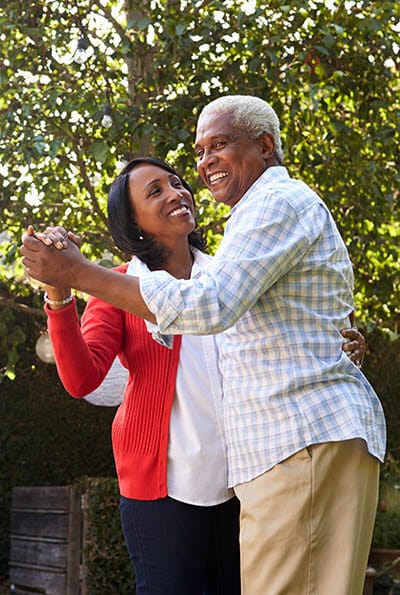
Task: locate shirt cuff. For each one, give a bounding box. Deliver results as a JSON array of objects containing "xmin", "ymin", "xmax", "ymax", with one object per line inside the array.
[
  {"xmin": 44, "ymin": 298, "xmax": 78, "ymax": 330},
  {"xmin": 139, "ymin": 270, "xmax": 184, "ymax": 333},
  {"xmin": 145, "ymin": 323, "xmax": 174, "ymax": 349}
]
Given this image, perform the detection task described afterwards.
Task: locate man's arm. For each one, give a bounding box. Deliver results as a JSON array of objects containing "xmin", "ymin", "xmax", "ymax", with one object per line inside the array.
[
  {"xmin": 22, "ymin": 194, "xmax": 329, "ymax": 336},
  {"xmin": 21, "ymin": 233, "xmax": 156, "ymax": 322}
]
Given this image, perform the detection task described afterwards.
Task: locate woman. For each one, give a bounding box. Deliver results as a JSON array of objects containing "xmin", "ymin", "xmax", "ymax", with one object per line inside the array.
[
  {"xmin": 33, "ymin": 157, "xmax": 365, "ymax": 595},
  {"xmin": 35, "ymin": 157, "xmax": 240, "ymax": 595}
]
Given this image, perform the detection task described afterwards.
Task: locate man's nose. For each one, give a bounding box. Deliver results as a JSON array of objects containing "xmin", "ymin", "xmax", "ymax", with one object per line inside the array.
[{"xmin": 199, "ymin": 148, "xmax": 217, "ymax": 168}]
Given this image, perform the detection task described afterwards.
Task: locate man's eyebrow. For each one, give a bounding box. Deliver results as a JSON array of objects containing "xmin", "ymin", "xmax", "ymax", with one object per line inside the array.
[{"xmin": 194, "ymin": 133, "xmax": 235, "ymax": 150}]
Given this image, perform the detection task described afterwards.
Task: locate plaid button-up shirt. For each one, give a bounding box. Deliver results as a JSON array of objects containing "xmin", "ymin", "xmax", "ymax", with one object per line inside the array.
[{"xmin": 141, "ymin": 166, "xmax": 386, "ymax": 487}]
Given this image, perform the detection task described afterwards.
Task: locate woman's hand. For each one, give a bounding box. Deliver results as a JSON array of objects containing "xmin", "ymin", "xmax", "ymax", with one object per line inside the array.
[
  {"xmin": 27, "ymin": 224, "xmax": 82, "ymax": 250},
  {"xmin": 25, "ymin": 226, "xmax": 77, "ymax": 309},
  {"xmin": 341, "ymin": 327, "xmax": 366, "ymax": 368}
]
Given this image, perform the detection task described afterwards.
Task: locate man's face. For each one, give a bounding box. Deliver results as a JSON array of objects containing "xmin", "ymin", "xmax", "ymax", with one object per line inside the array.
[{"xmin": 194, "ymin": 111, "xmax": 270, "ymax": 208}]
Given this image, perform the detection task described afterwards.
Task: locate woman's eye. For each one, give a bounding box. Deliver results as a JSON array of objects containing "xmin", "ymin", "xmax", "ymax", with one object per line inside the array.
[{"xmin": 149, "ymin": 187, "xmax": 160, "ymax": 197}]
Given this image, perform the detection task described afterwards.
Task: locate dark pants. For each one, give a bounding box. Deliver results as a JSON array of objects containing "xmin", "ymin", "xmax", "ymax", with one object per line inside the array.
[{"xmin": 120, "ymin": 495, "xmax": 241, "ymax": 595}]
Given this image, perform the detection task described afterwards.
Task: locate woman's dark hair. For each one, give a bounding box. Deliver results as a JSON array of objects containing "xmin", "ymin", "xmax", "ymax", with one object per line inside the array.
[{"xmin": 107, "ymin": 157, "xmax": 207, "ymax": 269}]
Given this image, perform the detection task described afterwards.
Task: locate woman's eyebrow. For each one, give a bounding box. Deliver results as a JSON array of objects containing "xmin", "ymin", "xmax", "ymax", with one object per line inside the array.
[{"xmin": 144, "ymin": 177, "xmax": 161, "ymax": 189}]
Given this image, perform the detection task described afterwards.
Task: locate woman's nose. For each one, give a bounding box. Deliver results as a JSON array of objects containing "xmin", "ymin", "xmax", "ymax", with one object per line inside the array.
[{"xmin": 166, "ymin": 187, "xmax": 184, "ymax": 202}]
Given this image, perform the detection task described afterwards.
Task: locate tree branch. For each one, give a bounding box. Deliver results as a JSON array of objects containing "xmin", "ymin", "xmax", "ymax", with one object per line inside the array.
[
  {"xmin": 0, "ymin": 295, "xmax": 46, "ymax": 318},
  {"xmin": 90, "ymin": 0, "xmax": 131, "ymax": 44},
  {"xmin": 71, "ymin": 141, "xmax": 109, "ymax": 229}
]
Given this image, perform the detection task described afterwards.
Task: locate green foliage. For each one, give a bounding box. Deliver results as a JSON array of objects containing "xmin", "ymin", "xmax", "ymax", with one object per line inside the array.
[
  {"xmin": 0, "ymin": 0, "xmax": 399, "ymax": 376},
  {"xmin": 370, "ymin": 458, "xmax": 400, "ymax": 593},
  {"xmin": 362, "ymin": 330, "xmax": 400, "ymax": 460},
  {"xmin": 372, "ymin": 461, "xmax": 400, "ymax": 593},
  {"xmin": 373, "ymin": 480, "xmax": 400, "ymax": 549},
  {"xmin": 79, "ymin": 477, "xmax": 135, "ymax": 594},
  {"xmin": 0, "ymin": 308, "xmax": 25, "ymax": 382},
  {"xmin": 374, "ymin": 574, "xmax": 400, "ymax": 595},
  {"xmin": 1, "ymin": 5, "xmax": 399, "ymax": 578}
]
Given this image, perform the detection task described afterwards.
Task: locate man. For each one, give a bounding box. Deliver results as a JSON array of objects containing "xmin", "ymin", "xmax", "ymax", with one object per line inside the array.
[{"xmin": 22, "ymin": 95, "xmax": 385, "ymax": 594}]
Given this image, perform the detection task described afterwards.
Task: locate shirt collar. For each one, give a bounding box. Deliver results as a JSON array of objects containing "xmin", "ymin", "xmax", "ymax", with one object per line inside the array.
[
  {"xmin": 230, "ymin": 165, "xmax": 289, "ymax": 215},
  {"xmin": 126, "ymin": 247, "xmax": 210, "ymax": 278}
]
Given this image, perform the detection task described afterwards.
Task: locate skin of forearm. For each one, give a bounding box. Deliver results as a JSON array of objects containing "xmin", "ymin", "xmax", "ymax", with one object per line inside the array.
[
  {"xmin": 71, "ymin": 259, "xmax": 156, "ymax": 322},
  {"xmin": 44, "ymin": 285, "xmax": 73, "ymax": 311}
]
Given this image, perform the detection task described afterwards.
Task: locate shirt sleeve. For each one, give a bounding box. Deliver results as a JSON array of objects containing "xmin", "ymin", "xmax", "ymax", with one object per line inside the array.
[
  {"xmin": 140, "ymin": 195, "xmax": 328, "ymax": 336},
  {"xmin": 83, "ymin": 356, "xmax": 128, "ymax": 406},
  {"xmin": 46, "ymin": 296, "xmax": 124, "ymax": 397}
]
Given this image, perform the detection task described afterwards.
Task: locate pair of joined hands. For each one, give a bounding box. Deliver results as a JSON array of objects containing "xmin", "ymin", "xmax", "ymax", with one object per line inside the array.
[
  {"xmin": 21, "ymin": 225, "xmax": 366, "ymax": 367},
  {"xmin": 21, "ymin": 225, "xmax": 85, "ymax": 291},
  {"xmin": 22, "ymin": 225, "xmax": 83, "ymax": 304}
]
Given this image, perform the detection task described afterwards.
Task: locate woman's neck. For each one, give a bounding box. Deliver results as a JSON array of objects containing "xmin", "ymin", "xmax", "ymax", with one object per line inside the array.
[{"xmin": 164, "ymin": 242, "xmax": 194, "ymax": 279}]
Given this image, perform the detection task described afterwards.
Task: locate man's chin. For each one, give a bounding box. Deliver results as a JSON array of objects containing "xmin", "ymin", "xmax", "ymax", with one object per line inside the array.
[{"xmin": 210, "ymin": 188, "xmax": 229, "ymax": 204}]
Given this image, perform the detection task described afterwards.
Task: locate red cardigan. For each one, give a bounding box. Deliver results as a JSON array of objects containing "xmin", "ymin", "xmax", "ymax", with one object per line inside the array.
[{"xmin": 46, "ymin": 263, "xmax": 182, "ymax": 500}]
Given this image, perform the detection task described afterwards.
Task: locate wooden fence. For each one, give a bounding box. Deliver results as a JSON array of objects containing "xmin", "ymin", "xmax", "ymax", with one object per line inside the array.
[
  {"xmin": 9, "ymin": 486, "xmax": 82, "ymax": 594},
  {"xmin": 8, "ymin": 484, "xmax": 378, "ymax": 594}
]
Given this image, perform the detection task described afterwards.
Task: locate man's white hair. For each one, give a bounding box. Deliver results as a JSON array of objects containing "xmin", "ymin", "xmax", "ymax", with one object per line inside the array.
[{"xmin": 198, "ymin": 95, "xmax": 283, "ymax": 163}]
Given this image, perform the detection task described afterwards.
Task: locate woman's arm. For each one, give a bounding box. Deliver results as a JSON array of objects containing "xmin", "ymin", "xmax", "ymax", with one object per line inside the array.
[
  {"xmin": 25, "ymin": 226, "xmax": 125, "ymax": 396},
  {"xmin": 46, "ymin": 295, "xmax": 124, "ymax": 397}
]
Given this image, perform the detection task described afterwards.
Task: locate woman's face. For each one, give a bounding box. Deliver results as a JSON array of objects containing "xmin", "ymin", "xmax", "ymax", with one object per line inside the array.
[{"xmin": 128, "ymin": 164, "xmax": 196, "ymax": 248}]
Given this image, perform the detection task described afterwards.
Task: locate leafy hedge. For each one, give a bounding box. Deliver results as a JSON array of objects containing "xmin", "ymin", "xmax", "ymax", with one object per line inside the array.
[
  {"xmin": 362, "ymin": 330, "xmax": 400, "ymax": 460},
  {"xmin": 79, "ymin": 477, "xmax": 135, "ymax": 594},
  {"xmin": 372, "ymin": 458, "xmax": 400, "ymax": 549}
]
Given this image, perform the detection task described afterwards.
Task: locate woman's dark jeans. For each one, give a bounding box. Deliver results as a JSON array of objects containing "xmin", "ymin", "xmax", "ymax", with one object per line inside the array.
[{"xmin": 120, "ymin": 495, "xmax": 241, "ymax": 595}]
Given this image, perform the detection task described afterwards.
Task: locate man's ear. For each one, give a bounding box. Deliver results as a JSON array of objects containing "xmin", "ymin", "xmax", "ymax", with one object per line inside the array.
[{"xmin": 260, "ymin": 133, "xmax": 275, "ymax": 159}]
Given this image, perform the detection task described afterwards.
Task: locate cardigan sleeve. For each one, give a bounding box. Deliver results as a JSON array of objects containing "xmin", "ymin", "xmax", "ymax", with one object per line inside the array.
[{"xmin": 46, "ymin": 267, "xmax": 127, "ymax": 398}]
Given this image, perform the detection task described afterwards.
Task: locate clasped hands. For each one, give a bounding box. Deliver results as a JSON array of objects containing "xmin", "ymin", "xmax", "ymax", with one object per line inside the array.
[{"xmin": 20, "ymin": 225, "xmax": 83, "ymax": 288}]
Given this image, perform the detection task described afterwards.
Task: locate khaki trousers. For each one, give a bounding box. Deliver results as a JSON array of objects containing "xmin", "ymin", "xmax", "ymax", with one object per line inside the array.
[{"xmin": 234, "ymin": 439, "xmax": 379, "ymax": 595}]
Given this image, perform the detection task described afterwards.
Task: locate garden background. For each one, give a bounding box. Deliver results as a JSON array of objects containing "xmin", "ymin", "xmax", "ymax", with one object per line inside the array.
[{"xmin": 0, "ymin": 0, "xmax": 399, "ymax": 588}]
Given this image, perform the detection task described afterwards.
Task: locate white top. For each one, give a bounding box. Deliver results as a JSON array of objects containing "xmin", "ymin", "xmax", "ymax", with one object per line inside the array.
[
  {"xmin": 167, "ymin": 253, "xmax": 232, "ymax": 505},
  {"xmin": 85, "ymin": 249, "xmax": 233, "ymax": 505},
  {"xmin": 84, "ymin": 357, "xmax": 127, "ymax": 407}
]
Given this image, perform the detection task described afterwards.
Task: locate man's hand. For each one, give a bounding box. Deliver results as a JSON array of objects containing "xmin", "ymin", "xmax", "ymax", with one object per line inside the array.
[
  {"xmin": 21, "ymin": 229, "xmax": 86, "ymax": 287},
  {"xmin": 341, "ymin": 327, "xmax": 366, "ymax": 368}
]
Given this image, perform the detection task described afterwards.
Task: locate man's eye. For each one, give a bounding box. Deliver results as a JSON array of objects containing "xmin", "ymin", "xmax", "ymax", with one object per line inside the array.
[
  {"xmin": 195, "ymin": 150, "xmax": 204, "ymax": 159},
  {"xmin": 215, "ymin": 141, "xmax": 226, "ymax": 148}
]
